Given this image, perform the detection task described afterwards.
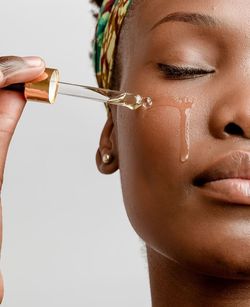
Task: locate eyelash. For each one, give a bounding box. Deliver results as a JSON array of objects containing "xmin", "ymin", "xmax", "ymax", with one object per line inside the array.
[{"xmin": 157, "ymin": 63, "xmax": 216, "ymax": 80}]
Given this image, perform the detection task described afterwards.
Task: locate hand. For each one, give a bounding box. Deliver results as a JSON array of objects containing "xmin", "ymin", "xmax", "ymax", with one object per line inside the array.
[{"xmin": 0, "ymin": 55, "xmax": 45, "ymax": 302}]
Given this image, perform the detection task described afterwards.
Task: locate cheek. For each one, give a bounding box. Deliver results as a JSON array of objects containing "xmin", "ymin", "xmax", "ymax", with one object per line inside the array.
[{"xmin": 116, "ymin": 101, "xmax": 190, "ymax": 245}]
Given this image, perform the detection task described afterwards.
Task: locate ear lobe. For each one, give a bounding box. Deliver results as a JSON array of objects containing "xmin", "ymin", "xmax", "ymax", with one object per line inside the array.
[{"xmin": 96, "ymin": 112, "xmax": 119, "ymax": 174}]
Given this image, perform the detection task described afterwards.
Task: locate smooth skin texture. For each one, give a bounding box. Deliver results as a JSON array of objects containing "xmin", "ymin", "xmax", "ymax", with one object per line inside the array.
[
  {"xmin": 96, "ymin": 0, "xmax": 250, "ymax": 306},
  {"xmin": 0, "ymin": 56, "xmax": 45, "ymax": 303}
]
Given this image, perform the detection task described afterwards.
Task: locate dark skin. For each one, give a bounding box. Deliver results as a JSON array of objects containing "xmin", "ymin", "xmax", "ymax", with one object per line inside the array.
[{"xmin": 96, "ymin": 0, "xmax": 250, "ymax": 306}]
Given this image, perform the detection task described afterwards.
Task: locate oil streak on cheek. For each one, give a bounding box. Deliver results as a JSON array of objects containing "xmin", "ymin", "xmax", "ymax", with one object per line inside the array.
[
  {"xmin": 177, "ymin": 98, "xmax": 194, "ymax": 163},
  {"xmin": 143, "ymin": 97, "xmax": 194, "ymax": 163}
]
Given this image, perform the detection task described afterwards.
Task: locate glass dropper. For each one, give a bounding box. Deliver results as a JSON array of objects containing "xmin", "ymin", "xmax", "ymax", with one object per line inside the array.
[
  {"xmin": 4, "ymin": 68, "xmax": 153, "ymax": 111},
  {"xmin": 58, "ymin": 82, "xmax": 152, "ymax": 110}
]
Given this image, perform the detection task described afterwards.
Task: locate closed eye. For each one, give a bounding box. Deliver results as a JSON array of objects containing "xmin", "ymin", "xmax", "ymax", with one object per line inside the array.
[{"xmin": 157, "ymin": 63, "xmax": 216, "ymax": 80}]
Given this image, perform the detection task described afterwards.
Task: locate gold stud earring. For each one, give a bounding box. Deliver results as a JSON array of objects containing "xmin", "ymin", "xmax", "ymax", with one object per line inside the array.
[{"xmin": 102, "ymin": 153, "xmax": 112, "ymax": 164}]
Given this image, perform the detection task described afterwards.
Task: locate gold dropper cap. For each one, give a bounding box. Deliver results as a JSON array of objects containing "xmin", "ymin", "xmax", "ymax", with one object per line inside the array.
[{"xmin": 24, "ymin": 68, "xmax": 60, "ymax": 104}]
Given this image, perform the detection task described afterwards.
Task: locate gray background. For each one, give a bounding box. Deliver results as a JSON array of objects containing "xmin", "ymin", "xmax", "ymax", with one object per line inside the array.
[{"xmin": 0, "ymin": 0, "xmax": 151, "ymax": 306}]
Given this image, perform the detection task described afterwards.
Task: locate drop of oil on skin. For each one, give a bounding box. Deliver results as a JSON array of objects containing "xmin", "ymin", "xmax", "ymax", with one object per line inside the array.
[
  {"xmin": 176, "ymin": 98, "xmax": 193, "ymax": 163},
  {"xmin": 142, "ymin": 96, "xmax": 194, "ymax": 163}
]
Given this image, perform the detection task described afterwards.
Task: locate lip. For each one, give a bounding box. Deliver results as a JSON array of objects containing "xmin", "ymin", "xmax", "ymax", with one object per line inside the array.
[{"xmin": 193, "ymin": 151, "xmax": 250, "ymax": 205}]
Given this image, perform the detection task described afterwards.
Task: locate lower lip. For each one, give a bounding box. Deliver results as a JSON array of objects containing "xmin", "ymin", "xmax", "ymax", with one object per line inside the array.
[{"xmin": 197, "ymin": 179, "xmax": 250, "ymax": 205}]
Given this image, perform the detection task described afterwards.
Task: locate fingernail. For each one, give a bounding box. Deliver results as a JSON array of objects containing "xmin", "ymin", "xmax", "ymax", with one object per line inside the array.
[{"xmin": 22, "ymin": 56, "xmax": 44, "ymax": 67}]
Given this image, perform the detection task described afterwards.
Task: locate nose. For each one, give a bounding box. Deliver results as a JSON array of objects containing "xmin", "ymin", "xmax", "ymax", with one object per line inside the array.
[{"xmin": 209, "ymin": 84, "xmax": 250, "ymax": 139}]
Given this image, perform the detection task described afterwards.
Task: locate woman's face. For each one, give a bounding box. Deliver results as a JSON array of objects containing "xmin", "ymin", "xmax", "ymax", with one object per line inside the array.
[{"xmin": 98, "ymin": 0, "xmax": 250, "ymax": 279}]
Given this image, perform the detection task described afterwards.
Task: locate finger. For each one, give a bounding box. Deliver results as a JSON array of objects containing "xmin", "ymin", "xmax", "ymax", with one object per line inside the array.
[
  {"xmin": 0, "ymin": 56, "xmax": 43, "ymax": 304},
  {"xmin": 0, "ymin": 90, "xmax": 26, "ymax": 185},
  {"xmin": 0, "ymin": 56, "xmax": 45, "ymax": 87},
  {"xmin": 0, "ymin": 201, "xmax": 3, "ymax": 304},
  {"xmin": 0, "ymin": 69, "xmax": 29, "ymax": 304}
]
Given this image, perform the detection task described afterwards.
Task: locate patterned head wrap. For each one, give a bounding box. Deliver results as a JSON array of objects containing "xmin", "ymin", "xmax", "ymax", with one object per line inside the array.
[{"xmin": 93, "ymin": 0, "xmax": 132, "ymax": 89}]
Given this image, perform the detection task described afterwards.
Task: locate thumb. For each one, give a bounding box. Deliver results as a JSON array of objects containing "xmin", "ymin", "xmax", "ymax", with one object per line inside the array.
[{"xmin": 0, "ymin": 55, "xmax": 45, "ymax": 87}]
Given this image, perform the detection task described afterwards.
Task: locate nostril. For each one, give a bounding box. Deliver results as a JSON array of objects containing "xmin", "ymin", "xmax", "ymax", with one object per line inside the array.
[{"xmin": 224, "ymin": 123, "xmax": 244, "ymax": 136}]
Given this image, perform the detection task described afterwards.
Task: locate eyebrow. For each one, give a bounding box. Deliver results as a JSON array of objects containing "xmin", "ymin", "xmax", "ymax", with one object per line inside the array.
[{"xmin": 150, "ymin": 12, "xmax": 220, "ymax": 31}]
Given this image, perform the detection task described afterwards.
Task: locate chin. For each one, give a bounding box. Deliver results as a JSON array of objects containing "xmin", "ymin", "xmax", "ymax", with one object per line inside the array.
[
  {"xmin": 174, "ymin": 237, "xmax": 250, "ymax": 280},
  {"xmin": 146, "ymin": 219, "xmax": 250, "ymax": 281}
]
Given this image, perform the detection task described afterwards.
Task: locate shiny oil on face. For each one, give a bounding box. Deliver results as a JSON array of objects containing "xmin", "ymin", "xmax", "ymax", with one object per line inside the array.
[
  {"xmin": 174, "ymin": 97, "xmax": 194, "ymax": 163},
  {"xmin": 143, "ymin": 95, "xmax": 194, "ymax": 163}
]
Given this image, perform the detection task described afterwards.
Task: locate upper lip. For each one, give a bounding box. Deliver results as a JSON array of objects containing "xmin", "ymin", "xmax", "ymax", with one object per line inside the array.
[{"xmin": 193, "ymin": 151, "xmax": 250, "ymax": 186}]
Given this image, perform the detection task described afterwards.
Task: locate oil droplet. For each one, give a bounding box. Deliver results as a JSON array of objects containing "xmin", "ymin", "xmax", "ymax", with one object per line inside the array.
[
  {"xmin": 142, "ymin": 96, "xmax": 153, "ymax": 109},
  {"xmin": 107, "ymin": 93, "xmax": 152, "ymax": 110},
  {"xmin": 173, "ymin": 97, "xmax": 193, "ymax": 163},
  {"xmin": 179, "ymin": 104, "xmax": 192, "ymax": 162}
]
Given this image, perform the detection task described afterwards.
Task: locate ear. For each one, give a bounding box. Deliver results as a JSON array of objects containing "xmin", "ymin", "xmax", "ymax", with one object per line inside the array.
[{"xmin": 96, "ymin": 110, "xmax": 119, "ymax": 174}]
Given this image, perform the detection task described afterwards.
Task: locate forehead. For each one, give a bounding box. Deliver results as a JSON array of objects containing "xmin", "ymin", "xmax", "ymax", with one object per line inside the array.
[
  {"xmin": 128, "ymin": 0, "xmax": 250, "ymax": 32},
  {"xmin": 118, "ymin": 0, "xmax": 250, "ymax": 62}
]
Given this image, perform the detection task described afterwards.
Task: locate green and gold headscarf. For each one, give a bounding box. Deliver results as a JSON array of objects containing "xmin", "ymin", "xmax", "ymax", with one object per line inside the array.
[{"xmin": 93, "ymin": 0, "xmax": 132, "ymax": 89}]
